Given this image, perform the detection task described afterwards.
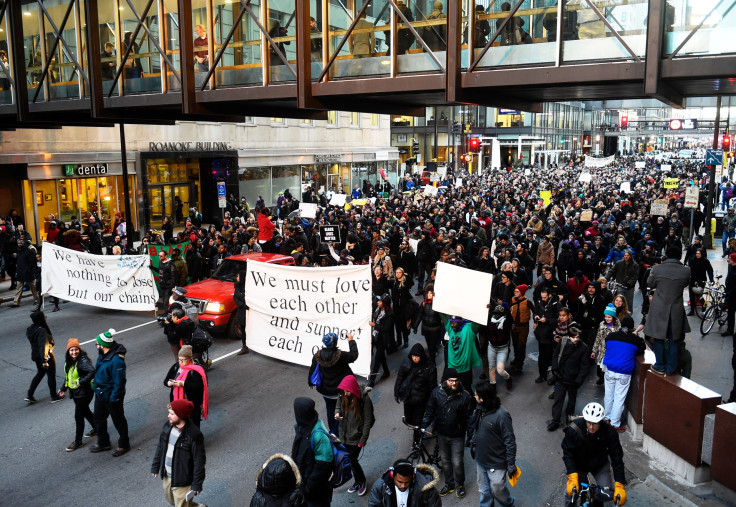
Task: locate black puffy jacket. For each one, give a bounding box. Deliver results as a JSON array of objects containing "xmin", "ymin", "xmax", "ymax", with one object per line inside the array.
[
  {"xmin": 394, "ymin": 344, "xmax": 437, "ymax": 406},
  {"xmin": 421, "ymin": 383, "xmax": 475, "ymax": 438},
  {"xmin": 307, "ymin": 340, "xmax": 359, "ymax": 396},
  {"xmin": 249, "ymin": 454, "xmax": 305, "ymax": 507},
  {"xmin": 551, "ymin": 338, "xmax": 591, "ymax": 387},
  {"xmin": 562, "ymin": 418, "xmax": 626, "ymax": 484},
  {"xmin": 414, "ymin": 299, "xmax": 442, "ymax": 333},
  {"xmin": 61, "ymin": 354, "xmax": 95, "ymax": 399}
]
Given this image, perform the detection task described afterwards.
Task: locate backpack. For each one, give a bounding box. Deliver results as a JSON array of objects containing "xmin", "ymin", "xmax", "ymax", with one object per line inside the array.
[
  {"xmin": 179, "ymin": 299, "xmax": 200, "ymax": 324},
  {"xmin": 310, "ymin": 363, "xmax": 323, "ymax": 387},
  {"xmin": 311, "ymin": 428, "xmax": 353, "ymax": 488},
  {"xmin": 190, "ymin": 326, "xmax": 213, "ymax": 353}
]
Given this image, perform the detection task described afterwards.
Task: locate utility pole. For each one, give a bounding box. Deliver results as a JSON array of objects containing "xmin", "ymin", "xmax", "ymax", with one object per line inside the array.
[{"xmin": 704, "ymin": 96, "xmax": 721, "ymax": 250}]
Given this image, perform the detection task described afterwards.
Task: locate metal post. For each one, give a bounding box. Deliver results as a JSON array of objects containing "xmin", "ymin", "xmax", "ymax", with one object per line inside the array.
[
  {"xmin": 119, "ymin": 123, "xmax": 133, "ymax": 250},
  {"xmin": 433, "ymin": 107, "xmax": 439, "ymax": 160},
  {"xmin": 704, "ymin": 95, "xmax": 721, "ymax": 250}
]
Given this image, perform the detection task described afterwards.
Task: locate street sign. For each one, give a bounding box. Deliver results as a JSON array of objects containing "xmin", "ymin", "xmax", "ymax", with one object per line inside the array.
[
  {"xmin": 319, "ymin": 225, "xmax": 340, "ymax": 244},
  {"xmin": 684, "ymin": 186, "xmax": 699, "ymax": 208},
  {"xmin": 217, "ymin": 181, "xmax": 226, "ymax": 208},
  {"xmin": 706, "ymin": 149, "xmax": 724, "ymax": 166}
]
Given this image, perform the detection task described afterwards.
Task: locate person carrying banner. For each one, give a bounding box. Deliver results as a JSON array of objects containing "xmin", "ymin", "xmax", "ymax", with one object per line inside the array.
[
  {"xmin": 308, "ymin": 332, "xmax": 359, "ymax": 435},
  {"xmin": 440, "ymin": 315, "xmax": 482, "ymax": 392}
]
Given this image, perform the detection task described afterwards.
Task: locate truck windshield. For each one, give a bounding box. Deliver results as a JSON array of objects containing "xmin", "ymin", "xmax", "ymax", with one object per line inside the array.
[{"xmin": 211, "ymin": 259, "xmax": 244, "ymax": 282}]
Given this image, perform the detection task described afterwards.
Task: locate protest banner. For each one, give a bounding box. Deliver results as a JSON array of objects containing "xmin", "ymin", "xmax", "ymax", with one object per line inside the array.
[
  {"xmin": 408, "ymin": 238, "xmax": 419, "ymax": 253},
  {"xmin": 148, "ymin": 241, "xmax": 190, "ymax": 289},
  {"xmin": 329, "ymin": 193, "xmax": 347, "ymax": 206},
  {"xmin": 620, "ymin": 182, "xmax": 631, "ymax": 194},
  {"xmin": 650, "ymin": 199, "xmax": 669, "ymax": 216},
  {"xmin": 298, "ymin": 203, "xmax": 318, "ymax": 219},
  {"xmin": 432, "ymin": 262, "xmax": 493, "ymax": 325},
  {"xmin": 41, "ymin": 242, "xmax": 157, "ymax": 311},
  {"xmin": 580, "ymin": 209, "xmax": 593, "ymax": 221},
  {"xmin": 244, "ymin": 262, "xmax": 372, "ymax": 377},
  {"xmin": 540, "ymin": 190, "xmax": 552, "ymax": 207},
  {"xmin": 584, "ymin": 155, "xmax": 615, "ymax": 168},
  {"xmin": 351, "ymin": 198, "xmax": 368, "ymax": 206},
  {"xmin": 424, "ymin": 185, "xmax": 439, "ymax": 196},
  {"xmin": 579, "ymin": 173, "xmax": 592, "ymax": 183},
  {"xmin": 664, "ymin": 178, "xmax": 679, "ymax": 188}
]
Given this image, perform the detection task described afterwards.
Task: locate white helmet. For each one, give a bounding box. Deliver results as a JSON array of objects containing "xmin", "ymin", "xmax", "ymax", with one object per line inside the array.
[{"xmin": 582, "ymin": 402, "xmax": 605, "ymax": 423}]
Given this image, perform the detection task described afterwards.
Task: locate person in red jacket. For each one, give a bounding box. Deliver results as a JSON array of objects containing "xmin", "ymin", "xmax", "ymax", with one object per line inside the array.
[{"xmin": 257, "ymin": 207, "xmax": 276, "ymax": 245}]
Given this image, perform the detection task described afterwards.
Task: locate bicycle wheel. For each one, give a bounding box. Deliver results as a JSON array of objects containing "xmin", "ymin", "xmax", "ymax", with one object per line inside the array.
[
  {"xmin": 694, "ymin": 298, "xmax": 707, "ymax": 319},
  {"xmin": 406, "ymin": 448, "xmax": 425, "ymax": 466},
  {"xmin": 699, "ymin": 293, "xmax": 713, "ymax": 320},
  {"xmin": 700, "ymin": 306, "xmax": 717, "ymax": 335}
]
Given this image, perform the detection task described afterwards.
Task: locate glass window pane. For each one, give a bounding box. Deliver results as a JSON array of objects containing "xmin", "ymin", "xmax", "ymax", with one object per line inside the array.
[
  {"xmin": 0, "ymin": 13, "xmax": 12, "ymax": 104},
  {"xmin": 162, "ymin": 0, "xmax": 182, "ymax": 92},
  {"xmin": 268, "ymin": 1, "xmax": 296, "ymax": 83},
  {"xmin": 272, "ymin": 166, "xmax": 299, "ymax": 204},
  {"xmin": 239, "ymin": 167, "xmax": 271, "ymax": 207},
  {"xmin": 120, "ymin": 0, "xmax": 163, "ymax": 94}
]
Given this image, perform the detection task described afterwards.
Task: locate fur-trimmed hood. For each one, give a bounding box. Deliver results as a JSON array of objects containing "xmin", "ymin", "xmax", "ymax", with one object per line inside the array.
[
  {"xmin": 255, "ymin": 453, "xmax": 302, "ymax": 495},
  {"xmin": 377, "ymin": 463, "xmax": 440, "ymax": 497}
]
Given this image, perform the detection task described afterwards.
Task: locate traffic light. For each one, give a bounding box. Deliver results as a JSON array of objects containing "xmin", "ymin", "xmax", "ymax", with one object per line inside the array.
[
  {"xmin": 411, "ymin": 138, "xmax": 419, "ymax": 156},
  {"xmin": 723, "ymin": 135, "xmax": 731, "ymax": 149},
  {"xmin": 621, "ymin": 116, "xmax": 628, "ymax": 129},
  {"xmin": 468, "ymin": 137, "xmax": 481, "ymax": 153},
  {"xmin": 728, "ymin": 152, "xmax": 735, "ymax": 159}
]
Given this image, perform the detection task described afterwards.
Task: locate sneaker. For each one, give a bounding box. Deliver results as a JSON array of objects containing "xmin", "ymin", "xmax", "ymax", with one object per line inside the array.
[
  {"xmin": 50, "ymin": 395, "xmax": 64, "ymax": 403},
  {"xmin": 84, "ymin": 429, "xmax": 97, "ymax": 438},
  {"xmin": 534, "ymin": 376, "xmax": 545, "ymax": 384},
  {"xmin": 24, "ymin": 396, "xmax": 37, "ymax": 404},
  {"xmin": 237, "ymin": 346, "xmax": 249, "ymax": 355},
  {"xmin": 614, "ymin": 425, "xmax": 626, "ymax": 433},
  {"xmin": 456, "ymin": 485, "xmax": 466, "ymax": 498},
  {"xmin": 650, "ymin": 366, "xmax": 665, "ymax": 375},
  {"xmin": 347, "ymin": 483, "xmax": 360, "ymax": 494},
  {"xmin": 89, "ymin": 444, "xmax": 112, "ymax": 453},
  {"xmin": 112, "ymin": 447, "xmax": 131, "ymax": 457},
  {"xmin": 439, "ymin": 485, "xmax": 455, "ymax": 496},
  {"xmin": 506, "ymin": 377, "xmax": 513, "ymax": 391},
  {"xmin": 66, "ymin": 441, "xmax": 84, "ymax": 452},
  {"xmin": 357, "ymin": 483, "xmax": 367, "ymax": 496}
]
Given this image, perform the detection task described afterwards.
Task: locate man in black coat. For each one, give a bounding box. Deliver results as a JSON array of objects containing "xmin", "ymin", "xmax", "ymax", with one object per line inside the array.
[
  {"xmin": 13, "ymin": 240, "xmax": 39, "ymax": 308},
  {"xmin": 533, "ymin": 287, "xmax": 560, "ymax": 383},
  {"xmin": 158, "ymin": 250, "xmax": 176, "ymax": 311},
  {"xmin": 151, "ymin": 400, "xmax": 206, "ymax": 506},
  {"xmin": 415, "ymin": 231, "xmax": 437, "ymax": 295},
  {"xmin": 397, "ymin": 239, "xmax": 418, "ymax": 280},
  {"xmin": 547, "ymin": 325, "xmax": 591, "ymax": 431},
  {"xmin": 421, "ymin": 368, "xmax": 476, "ymax": 498},
  {"xmin": 394, "ymin": 343, "xmax": 437, "ymax": 445}
]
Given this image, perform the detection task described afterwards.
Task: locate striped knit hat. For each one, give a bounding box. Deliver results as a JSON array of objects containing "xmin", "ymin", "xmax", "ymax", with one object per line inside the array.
[{"xmin": 96, "ymin": 329, "xmax": 116, "ymax": 347}]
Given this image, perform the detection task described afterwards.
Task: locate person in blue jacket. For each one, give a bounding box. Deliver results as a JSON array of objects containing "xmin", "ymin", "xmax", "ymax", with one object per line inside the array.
[
  {"xmin": 90, "ymin": 329, "xmax": 130, "ymax": 456},
  {"xmin": 602, "ymin": 316, "xmax": 645, "ymax": 433}
]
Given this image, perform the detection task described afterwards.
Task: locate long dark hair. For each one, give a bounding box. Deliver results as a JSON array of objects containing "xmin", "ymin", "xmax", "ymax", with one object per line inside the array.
[
  {"xmin": 474, "ymin": 381, "xmax": 501, "ymax": 412},
  {"xmin": 64, "ymin": 348, "xmax": 90, "ymax": 374},
  {"xmin": 339, "ymin": 390, "xmax": 362, "ymax": 419}
]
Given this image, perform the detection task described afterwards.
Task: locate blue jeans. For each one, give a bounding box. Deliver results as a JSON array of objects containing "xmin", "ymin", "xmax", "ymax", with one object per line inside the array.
[
  {"xmin": 651, "ymin": 339, "xmax": 679, "ymax": 375},
  {"xmin": 478, "ymin": 464, "xmax": 514, "ymax": 507},
  {"xmin": 723, "ymin": 230, "xmax": 735, "ymax": 253},
  {"xmin": 604, "ymin": 371, "xmax": 631, "ymax": 427}
]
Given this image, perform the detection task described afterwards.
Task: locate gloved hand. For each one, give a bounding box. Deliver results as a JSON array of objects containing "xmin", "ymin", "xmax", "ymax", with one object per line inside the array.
[
  {"xmin": 508, "ymin": 466, "xmax": 521, "ymax": 487},
  {"xmin": 614, "ymin": 482, "xmax": 626, "ymax": 505},
  {"xmin": 358, "ymin": 442, "xmax": 365, "ymax": 448},
  {"xmin": 566, "ymin": 473, "xmax": 579, "ymax": 497}
]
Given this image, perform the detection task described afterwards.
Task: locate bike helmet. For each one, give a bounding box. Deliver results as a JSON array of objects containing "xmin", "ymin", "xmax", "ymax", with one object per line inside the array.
[
  {"xmin": 582, "ymin": 402, "xmax": 605, "ymax": 423},
  {"xmin": 322, "ymin": 332, "xmax": 339, "ymax": 348}
]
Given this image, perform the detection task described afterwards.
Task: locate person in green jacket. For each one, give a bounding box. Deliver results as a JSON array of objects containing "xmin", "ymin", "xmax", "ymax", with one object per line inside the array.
[
  {"xmin": 441, "ymin": 314, "xmax": 482, "ymax": 392},
  {"xmin": 291, "ymin": 397, "xmax": 333, "ymax": 506}
]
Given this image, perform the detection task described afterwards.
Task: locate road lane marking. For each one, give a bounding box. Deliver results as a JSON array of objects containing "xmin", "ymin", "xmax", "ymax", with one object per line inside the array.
[
  {"xmin": 80, "ymin": 320, "xmax": 158, "ymax": 345},
  {"xmin": 212, "ymin": 348, "xmax": 242, "ymax": 363}
]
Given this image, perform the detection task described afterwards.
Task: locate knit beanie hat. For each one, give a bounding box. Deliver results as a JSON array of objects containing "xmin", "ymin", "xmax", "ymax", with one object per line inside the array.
[
  {"xmin": 515, "ymin": 284, "xmax": 529, "ymax": 294},
  {"xmin": 170, "ymin": 399, "xmax": 194, "ymax": 420},
  {"xmin": 603, "ymin": 304, "xmax": 617, "ymax": 318},
  {"xmin": 442, "ymin": 367, "xmax": 460, "ymax": 382},
  {"xmin": 66, "ymin": 338, "xmax": 81, "ymax": 352},
  {"xmin": 96, "ymin": 329, "xmax": 116, "ymax": 347},
  {"xmin": 322, "ymin": 332, "xmax": 338, "ymax": 348},
  {"xmin": 178, "ymin": 345, "xmax": 193, "ymax": 358}
]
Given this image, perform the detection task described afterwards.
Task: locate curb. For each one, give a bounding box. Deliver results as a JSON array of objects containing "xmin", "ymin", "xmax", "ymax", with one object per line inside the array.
[{"xmin": 644, "ymin": 475, "xmax": 700, "ymax": 507}]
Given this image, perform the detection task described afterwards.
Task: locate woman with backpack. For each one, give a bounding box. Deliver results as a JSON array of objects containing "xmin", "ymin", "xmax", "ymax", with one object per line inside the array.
[
  {"xmin": 308, "ymin": 332, "xmax": 359, "ymax": 435},
  {"xmin": 335, "ymin": 375, "xmax": 375, "ymax": 496},
  {"xmin": 592, "ymin": 304, "xmax": 621, "ymax": 385}
]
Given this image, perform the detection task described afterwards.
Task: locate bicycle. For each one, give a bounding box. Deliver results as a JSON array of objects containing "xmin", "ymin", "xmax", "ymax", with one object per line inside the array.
[
  {"xmin": 700, "ymin": 289, "xmax": 728, "ymax": 335},
  {"xmin": 571, "ymin": 482, "xmax": 620, "ymax": 506},
  {"xmin": 402, "ymin": 417, "xmax": 442, "ymax": 470},
  {"xmin": 696, "ymin": 274, "xmax": 724, "ymax": 319}
]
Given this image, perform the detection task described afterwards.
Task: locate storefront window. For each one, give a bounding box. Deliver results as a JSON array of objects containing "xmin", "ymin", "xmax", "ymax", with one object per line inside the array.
[
  {"xmin": 272, "ymin": 166, "xmax": 300, "ymax": 205},
  {"xmin": 59, "ymin": 178, "xmax": 80, "ymax": 223},
  {"xmin": 36, "ymin": 180, "xmax": 58, "ymax": 242},
  {"xmin": 239, "ymin": 167, "xmax": 271, "ymax": 207}
]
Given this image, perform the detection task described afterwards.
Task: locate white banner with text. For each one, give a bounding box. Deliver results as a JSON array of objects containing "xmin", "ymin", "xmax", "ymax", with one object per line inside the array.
[
  {"xmin": 41, "ymin": 242, "xmax": 158, "ymax": 311},
  {"xmin": 245, "ymin": 262, "xmax": 372, "ymax": 377}
]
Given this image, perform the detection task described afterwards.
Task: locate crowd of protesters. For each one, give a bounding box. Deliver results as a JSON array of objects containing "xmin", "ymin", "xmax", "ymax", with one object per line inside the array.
[{"xmin": 12, "ymin": 152, "xmax": 736, "ymax": 505}]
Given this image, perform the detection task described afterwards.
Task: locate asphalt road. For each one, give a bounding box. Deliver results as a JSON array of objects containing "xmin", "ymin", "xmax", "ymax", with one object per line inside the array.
[{"xmin": 1, "ymin": 271, "xmax": 733, "ymax": 506}]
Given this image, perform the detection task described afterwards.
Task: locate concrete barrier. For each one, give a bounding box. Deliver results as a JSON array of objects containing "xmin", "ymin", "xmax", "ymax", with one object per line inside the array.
[{"xmin": 711, "ymin": 403, "xmax": 736, "ymax": 504}]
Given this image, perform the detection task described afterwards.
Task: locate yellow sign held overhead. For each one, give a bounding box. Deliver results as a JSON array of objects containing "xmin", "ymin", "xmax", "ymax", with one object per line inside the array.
[
  {"xmin": 540, "ymin": 190, "xmax": 552, "ymax": 207},
  {"xmin": 664, "ymin": 178, "xmax": 679, "ymax": 188}
]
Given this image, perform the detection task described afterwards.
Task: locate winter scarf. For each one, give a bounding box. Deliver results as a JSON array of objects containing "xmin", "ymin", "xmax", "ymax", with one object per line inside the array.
[{"xmin": 174, "ymin": 363, "xmax": 209, "ymax": 420}]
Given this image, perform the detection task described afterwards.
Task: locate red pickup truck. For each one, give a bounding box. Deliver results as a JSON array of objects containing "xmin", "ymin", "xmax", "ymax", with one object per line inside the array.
[{"xmin": 184, "ymin": 252, "xmax": 295, "ymax": 338}]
